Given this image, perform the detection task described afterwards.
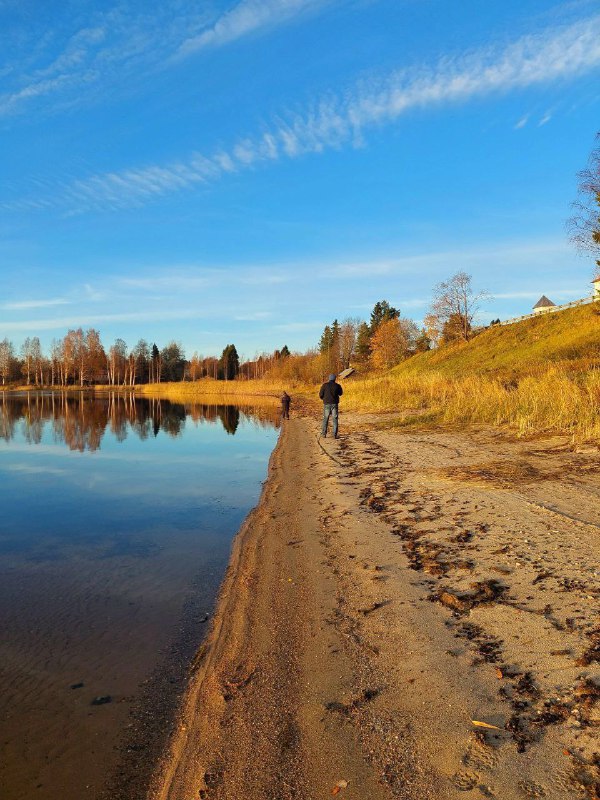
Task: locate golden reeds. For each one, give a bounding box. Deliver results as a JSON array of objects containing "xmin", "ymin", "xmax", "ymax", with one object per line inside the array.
[{"xmin": 344, "ymin": 368, "xmax": 600, "ymax": 440}]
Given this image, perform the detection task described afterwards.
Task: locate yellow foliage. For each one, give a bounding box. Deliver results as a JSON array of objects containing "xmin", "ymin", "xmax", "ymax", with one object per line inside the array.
[{"xmin": 370, "ymin": 318, "xmax": 405, "ymax": 370}]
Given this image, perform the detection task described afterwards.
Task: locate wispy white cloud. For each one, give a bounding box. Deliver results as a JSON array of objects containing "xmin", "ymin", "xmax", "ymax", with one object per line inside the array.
[
  {"xmin": 233, "ymin": 311, "xmax": 272, "ymax": 321},
  {"xmin": 0, "ymin": 308, "xmax": 208, "ymax": 333},
  {"xmin": 175, "ymin": 0, "xmax": 331, "ymax": 59},
  {"xmin": 119, "ymin": 275, "xmax": 212, "ymax": 292},
  {"xmin": 1, "ymin": 298, "xmax": 70, "ymax": 310},
  {"xmin": 274, "ymin": 321, "xmax": 323, "ymax": 332},
  {"xmin": 491, "ymin": 288, "xmax": 582, "ymax": 299},
  {"xmin": 0, "ymin": 6, "xmax": 210, "ymax": 117},
  {"xmin": 239, "ymin": 271, "xmax": 291, "ymax": 286},
  {"xmin": 82, "ymin": 283, "xmax": 106, "ymax": 302},
  {"xmin": 7, "ymin": 12, "xmax": 599, "ymax": 214},
  {"xmin": 118, "ymin": 266, "xmax": 290, "ymax": 292},
  {"xmin": 514, "ymin": 114, "xmax": 529, "ymax": 129},
  {"xmin": 324, "ymin": 238, "xmax": 573, "ymax": 278},
  {"xmin": 0, "ymin": 1, "xmax": 336, "ymax": 118},
  {"xmin": 5, "ymin": 463, "xmax": 69, "ymax": 476}
]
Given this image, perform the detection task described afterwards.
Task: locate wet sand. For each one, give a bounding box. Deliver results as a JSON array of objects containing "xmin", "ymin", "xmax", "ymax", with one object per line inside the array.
[
  {"xmin": 150, "ymin": 412, "xmax": 599, "ymax": 800},
  {"xmin": 0, "ymin": 543, "xmax": 226, "ymax": 800}
]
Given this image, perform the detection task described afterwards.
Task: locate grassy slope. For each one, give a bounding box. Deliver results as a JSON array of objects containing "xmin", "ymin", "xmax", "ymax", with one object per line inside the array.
[
  {"xmin": 396, "ymin": 302, "xmax": 600, "ymax": 379},
  {"xmin": 345, "ymin": 303, "xmax": 600, "ymax": 439}
]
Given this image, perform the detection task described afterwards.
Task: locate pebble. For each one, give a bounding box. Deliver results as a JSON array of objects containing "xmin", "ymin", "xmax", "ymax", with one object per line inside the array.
[{"xmin": 91, "ymin": 695, "xmax": 112, "ymax": 706}]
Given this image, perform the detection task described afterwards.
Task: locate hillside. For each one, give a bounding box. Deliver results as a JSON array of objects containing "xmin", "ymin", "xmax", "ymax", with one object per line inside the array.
[
  {"xmin": 396, "ymin": 302, "xmax": 600, "ymax": 379},
  {"xmin": 345, "ymin": 302, "xmax": 600, "ymax": 439}
]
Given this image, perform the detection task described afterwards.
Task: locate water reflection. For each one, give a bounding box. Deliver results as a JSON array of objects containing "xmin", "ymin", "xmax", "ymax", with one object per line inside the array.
[
  {"xmin": 0, "ymin": 392, "xmax": 279, "ymax": 800},
  {"xmin": 0, "ymin": 392, "xmax": 279, "ymax": 451}
]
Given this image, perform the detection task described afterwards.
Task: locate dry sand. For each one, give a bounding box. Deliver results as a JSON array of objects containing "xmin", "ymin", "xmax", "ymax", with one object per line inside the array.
[{"xmin": 149, "ymin": 411, "xmax": 599, "ymax": 800}]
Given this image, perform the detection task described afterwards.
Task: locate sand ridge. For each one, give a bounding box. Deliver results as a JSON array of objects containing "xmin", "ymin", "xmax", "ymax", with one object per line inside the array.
[{"xmin": 149, "ymin": 413, "xmax": 599, "ymax": 800}]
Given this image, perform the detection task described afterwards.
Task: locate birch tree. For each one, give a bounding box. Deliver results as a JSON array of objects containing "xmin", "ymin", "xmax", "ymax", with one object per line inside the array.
[
  {"xmin": 20, "ymin": 337, "xmax": 32, "ymax": 384},
  {"xmin": 0, "ymin": 338, "xmax": 14, "ymax": 385},
  {"xmin": 569, "ymin": 132, "xmax": 600, "ymax": 276},
  {"xmin": 428, "ymin": 272, "xmax": 487, "ymax": 343}
]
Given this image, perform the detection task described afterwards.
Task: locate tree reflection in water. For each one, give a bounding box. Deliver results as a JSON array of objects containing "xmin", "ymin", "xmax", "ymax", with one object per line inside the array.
[{"xmin": 0, "ymin": 392, "xmax": 279, "ymax": 452}]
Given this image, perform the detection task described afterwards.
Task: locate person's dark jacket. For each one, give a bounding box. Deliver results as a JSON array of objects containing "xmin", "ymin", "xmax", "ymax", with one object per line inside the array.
[{"xmin": 319, "ymin": 380, "xmax": 343, "ymax": 405}]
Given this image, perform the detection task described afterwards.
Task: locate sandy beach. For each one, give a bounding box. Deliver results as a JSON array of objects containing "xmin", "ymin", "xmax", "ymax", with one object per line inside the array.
[{"xmin": 149, "ymin": 410, "xmax": 599, "ymax": 800}]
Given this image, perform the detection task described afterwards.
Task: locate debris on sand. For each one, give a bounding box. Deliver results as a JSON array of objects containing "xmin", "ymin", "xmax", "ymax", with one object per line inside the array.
[
  {"xmin": 324, "ymin": 687, "xmax": 381, "ymax": 717},
  {"xmin": 429, "ymin": 579, "xmax": 507, "ymax": 614},
  {"xmin": 331, "ymin": 779, "xmax": 349, "ymax": 795},
  {"xmin": 576, "ymin": 627, "xmax": 600, "ymax": 666},
  {"xmin": 472, "ymin": 720, "xmax": 502, "ymax": 730}
]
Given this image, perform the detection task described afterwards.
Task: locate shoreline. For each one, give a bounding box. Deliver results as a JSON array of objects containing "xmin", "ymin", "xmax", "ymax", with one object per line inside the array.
[
  {"xmin": 147, "ymin": 413, "xmax": 292, "ymax": 800},
  {"xmin": 147, "ymin": 412, "xmax": 599, "ymax": 800}
]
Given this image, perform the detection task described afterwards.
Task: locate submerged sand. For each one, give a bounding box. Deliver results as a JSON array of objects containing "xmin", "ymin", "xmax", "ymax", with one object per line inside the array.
[{"xmin": 149, "ymin": 412, "xmax": 599, "ymax": 800}]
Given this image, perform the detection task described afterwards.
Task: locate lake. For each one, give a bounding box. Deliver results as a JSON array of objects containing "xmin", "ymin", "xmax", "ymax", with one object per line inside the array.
[{"xmin": 0, "ymin": 392, "xmax": 280, "ymax": 800}]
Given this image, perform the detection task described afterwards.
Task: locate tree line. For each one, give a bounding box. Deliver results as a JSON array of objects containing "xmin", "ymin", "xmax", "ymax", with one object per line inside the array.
[
  {"xmin": 0, "ymin": 333, "xmax": 246, "ymax": 387},
  {"xmin": 0, "ymin": 271, "xmax": 487, "ymax": 387},
  {"xmin": 315, "ymin": 272, "xmax": 488, "ymax": 375}
]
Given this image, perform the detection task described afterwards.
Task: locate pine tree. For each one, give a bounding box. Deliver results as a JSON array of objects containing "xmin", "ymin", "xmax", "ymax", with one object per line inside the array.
[
  {"xmin": 369, "ymin": 300, "xmax": 399, "ymax": 334},
  {"xmin": 319, "ymin": 325, "xmax": 333, "ymax": 355},
  {"xmin": 220, "ymin": 344, "xmax": 240, "ymax": 380},
  {"xmin": 355, "ymin": 322, "xmax": 371, "ymax": 362}
]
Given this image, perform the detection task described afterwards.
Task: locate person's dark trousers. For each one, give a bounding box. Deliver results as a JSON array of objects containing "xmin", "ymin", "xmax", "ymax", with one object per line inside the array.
[
  {"xmin": 321, "ymin": 403, "xmax": 338, "ymax": 437},
  {"xmin": 282, "ymin": 407, "xmax": 289, "ymax": 419}
]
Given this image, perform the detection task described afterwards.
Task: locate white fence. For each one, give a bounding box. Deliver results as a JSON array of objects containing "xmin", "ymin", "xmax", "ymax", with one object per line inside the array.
[{"xmin": 498, "ymin": 295, "xmax": 597, "ymax": 327}]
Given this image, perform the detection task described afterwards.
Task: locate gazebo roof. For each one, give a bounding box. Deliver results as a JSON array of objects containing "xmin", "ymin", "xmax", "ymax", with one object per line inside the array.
[{"xmin": 533, "ymin": 295, "xmax": 556, "ymax": 309}]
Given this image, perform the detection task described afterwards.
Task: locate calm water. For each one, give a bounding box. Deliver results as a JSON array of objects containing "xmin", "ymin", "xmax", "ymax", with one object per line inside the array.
[{"xmin": 0, "ymin": 392, "xmax": 279, "ymax": 800}]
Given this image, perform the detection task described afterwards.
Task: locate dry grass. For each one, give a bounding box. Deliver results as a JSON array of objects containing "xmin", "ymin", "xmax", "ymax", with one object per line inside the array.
[
  {"xmin": 396, "ymin": 302, "xmax": 600, "ymax": 379},
  {"xmin": 135, "ymin": 378, "xmax": 312, "ymax": 407},
  {"xmin": 340, "ymin": 303, "xmax": 600, "ymax": 441},
  {"xmin": 344, "ymin": 368, "xmax": 600, "ymax": 441}
]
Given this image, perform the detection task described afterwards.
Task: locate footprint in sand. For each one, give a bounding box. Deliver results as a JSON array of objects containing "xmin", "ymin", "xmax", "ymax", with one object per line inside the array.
[
  {"xmin": 465, "ymin": 733, "xmax": 499, "ymax": 771},
  {"xmin": 452, "ymin": 768, "xmax": 480, "ymax": 791},
  {"xmin": 453, "ymin": 732, "xmax": 499, "ymax": 791},
  {"xmin": 517, "ymin": 781, "xmax": 547, "ymax": 798}
]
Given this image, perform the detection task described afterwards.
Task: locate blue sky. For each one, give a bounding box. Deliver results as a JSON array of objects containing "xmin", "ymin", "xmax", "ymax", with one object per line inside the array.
[{"xmin": 1, "ymin": 0, "xmax": 599, "ymax": 360}]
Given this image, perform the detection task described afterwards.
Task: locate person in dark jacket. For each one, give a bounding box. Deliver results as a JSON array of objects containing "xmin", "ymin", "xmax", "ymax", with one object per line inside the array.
[
  {"xmin": 319, "ymin": 374, "xmax": 343, "ymax": 438},
  {"xmin": 281, "ymin": 391, "xmax": 291, "ymax": 419}
]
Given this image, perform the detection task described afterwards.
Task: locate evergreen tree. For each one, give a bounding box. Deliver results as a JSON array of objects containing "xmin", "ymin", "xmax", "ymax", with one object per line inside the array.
[
  {"xmin": 133, "ymin": 339, "xmax": 150, "ymax": 383},
  {"xmin": 369, "ymin": 300, "xmax": 399, "ymax": 334},
  {"xmin": 355, "ymin": 322, "xmax": 371, "ymax": 362},
  {"xmin": 161, "ymin": 341, "xmax": 185, "ymax": 381},
  {"xmin": 331, "ymin": 319, "xmax": 340, "ymax": 368},
  {"xmin": 319, "ymin": 325, "xmax": 333, "ymax": 355},
  {"xmin": 280, "ymin": 344, "xmax": 291, "ymax": 358},
  {"xmin": 218, "ymin": 406, "xmax": 240, "ymax": 435},
  {"xmin": 220, "ymin": 344, "xmax": 240, "ymax": 380},
  {"xmin": 151, "ymin": 343, "xmax": 160, "ymax": 383}
]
